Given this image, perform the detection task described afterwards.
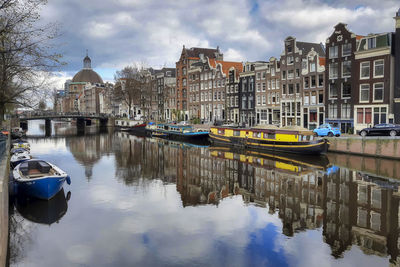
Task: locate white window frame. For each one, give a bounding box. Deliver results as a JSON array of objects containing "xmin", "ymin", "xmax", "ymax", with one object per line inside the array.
[
  {"xmin": 342, "ymin": 61, "xmax": 351, "ymax": 78},
  {"xmin": 329, "ymin": 46, "xmax": 338, "ymax": 58},
  {"xmin": 373, "ymin": 59, "xmax": 384, "ymax": 78},
  {"xmin": 342, "ymin": 43, "xmax": 351, "ymax": 57},
  {"xmin": 360, "ymin": 84, "xmax": 370, "ymax": 103},
  {"xmin": 360, "ymin": 62, "xmax": 370, "ymax": 80}
]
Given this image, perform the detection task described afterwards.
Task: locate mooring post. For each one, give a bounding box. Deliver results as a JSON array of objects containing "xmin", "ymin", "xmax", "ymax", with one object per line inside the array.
[
  {"xmin": 45, "ymin": 119, "xmax": 51, "ymax": 137},
  {"xmin": 20, "ymin": 120, "xmax": 28, "ymax": 131},
  {"xmin": 77, "ymin": 117, "xmax": 85, "ymax": 134}
]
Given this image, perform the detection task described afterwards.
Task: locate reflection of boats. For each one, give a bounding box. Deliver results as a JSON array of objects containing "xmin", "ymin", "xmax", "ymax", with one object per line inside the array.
[
  {"xmin": 146, "ymin": 123, "xmax": 209, "ymax": 141},
  {"xmin": 13, "ymin": 159, "xmax": 71, "ymax": 200},
  {"xmin": 15, "ymin": 188, "xmax": 70, "ymax": 225},
  {"xmin": 209, "ymin": 146, "xmax": 330, "ymax": 172},
  {"xmin": 209, "ymin": 126, "xmax": 329, "ymax": 155},
  {"xmin": 10, "ymin": 149, "xmax": 32, "ymax": 169}
]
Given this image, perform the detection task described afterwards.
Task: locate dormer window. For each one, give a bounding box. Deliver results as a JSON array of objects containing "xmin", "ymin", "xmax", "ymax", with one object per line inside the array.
[{"xmin": 367, "ymin": 38, "xmax": 376, "ymax": 49}]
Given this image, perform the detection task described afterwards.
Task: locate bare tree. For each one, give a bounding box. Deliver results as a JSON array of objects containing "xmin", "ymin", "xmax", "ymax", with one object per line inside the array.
[
  {"xmin": 114, "ymin": 66, "xmax": 144, "ymax": 119},
  {"xmin": 0, "ymin": 0, "xmax": 63, "ymax": 124}
]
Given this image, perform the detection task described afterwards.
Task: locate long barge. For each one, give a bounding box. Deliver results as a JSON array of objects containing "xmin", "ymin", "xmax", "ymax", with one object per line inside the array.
[
  {"xmin": 209, "ymin": 126, "xmax": 329, "ymax": 155},
  {"xmin": 146, "ymin": 123, "xmax": 209, "ymax": 142}
]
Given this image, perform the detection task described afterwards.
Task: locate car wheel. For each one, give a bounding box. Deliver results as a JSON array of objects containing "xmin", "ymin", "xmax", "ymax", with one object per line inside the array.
[
  {"xmin": 328, "ymin": 132, "xmax": 334, "ymax": 137},
  {"xmin": 360, "ymin": 130, "xmax": 367, "ymax": 137},
  {"xmin": 390, "ymin": 130, "xmax": 397, "ymax": 137}
]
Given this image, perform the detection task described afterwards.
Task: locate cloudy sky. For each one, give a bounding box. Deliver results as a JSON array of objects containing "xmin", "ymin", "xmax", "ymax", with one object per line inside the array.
[{"xmin": 40, "ymin": 0, "xmax": 400, "ymax": 85}]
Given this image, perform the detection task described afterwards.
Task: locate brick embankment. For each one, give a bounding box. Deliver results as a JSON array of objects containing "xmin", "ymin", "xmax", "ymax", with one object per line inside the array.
[
  {"xmin": 327, "ymin": 136, "xmax": 400, "ymax": 159},
  {"xmin": 0, "ymin": 133, "xmax": 10, "ymax": 266}
]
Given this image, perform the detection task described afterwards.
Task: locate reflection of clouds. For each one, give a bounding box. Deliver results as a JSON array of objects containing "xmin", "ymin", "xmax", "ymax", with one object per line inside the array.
[
  {"xmin": 66, "ymin": 244, "xmax": 93, "ymax": 265},
  {"xmin": 86, "ymin": 179, "xmax": 281, "ymax": 266},
  {"xmin": 275, "ymin": 230, "xmax": 387, "ymax": 267},
  {"xmin": 28, "ymin": 138, "xmax": 68, "ymax": 155}
]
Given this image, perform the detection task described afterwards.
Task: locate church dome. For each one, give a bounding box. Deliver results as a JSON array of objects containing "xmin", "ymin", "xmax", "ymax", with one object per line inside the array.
[
  {"xmin": 72, "ymin": 53, "xmax": 104, "ymax": 84},
  {"xmin": 72, "ymin": 69, "xmax": 103, "ymax": 83}
]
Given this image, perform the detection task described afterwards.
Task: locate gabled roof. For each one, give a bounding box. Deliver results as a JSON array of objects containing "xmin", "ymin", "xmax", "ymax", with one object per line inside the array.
[
  {"xmin": 296, "ymin": 41, "xmax": 326, "ymax": 56},
  {"xmin": 208, "ymin": 59, "xmax": 243, "ymax": 77}
]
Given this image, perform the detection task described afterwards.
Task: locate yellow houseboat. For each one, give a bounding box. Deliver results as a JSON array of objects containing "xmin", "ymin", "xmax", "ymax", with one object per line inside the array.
[{"xmin": 209, "ymin": 126, "xmax": 329, "ymax": 155}]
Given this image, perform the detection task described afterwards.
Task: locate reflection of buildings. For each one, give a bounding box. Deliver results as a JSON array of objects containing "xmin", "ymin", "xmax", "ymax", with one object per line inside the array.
[
  {"xmin": 113, "ymin": 132, "xmax": 400, "ymax": 263},
  {"xmin": 67, "ymin": 132, "xmax": 113, "ymax": 180},
  {"xmin": 323, "ymin": 168, "xmax": 400, "ymax": 262}
]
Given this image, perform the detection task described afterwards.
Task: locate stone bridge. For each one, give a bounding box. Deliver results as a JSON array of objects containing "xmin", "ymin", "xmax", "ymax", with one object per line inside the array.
[{"xmin": 16, "ymin": 113, "xmax": 112, "ymax": 136}]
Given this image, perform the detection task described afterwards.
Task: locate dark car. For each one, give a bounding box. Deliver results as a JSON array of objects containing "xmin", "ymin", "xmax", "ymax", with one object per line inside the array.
[{"xmin": 359, "ymin": 123, "xmax": 400, "ymax": 137}]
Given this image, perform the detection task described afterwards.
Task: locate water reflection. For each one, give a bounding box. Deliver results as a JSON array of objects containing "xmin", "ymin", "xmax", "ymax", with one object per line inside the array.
[
  {"xmin": 8, "ymin": 126, "xmax": 400, "ymax": 266},
  {"xmin": 14, "ymin": 189, "xmax": 71, "ymax": 225}
]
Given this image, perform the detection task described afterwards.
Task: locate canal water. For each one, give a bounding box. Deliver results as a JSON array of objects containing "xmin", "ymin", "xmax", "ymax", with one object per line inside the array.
[{"xmin": 7, "ymin": 121, "xmax": 400, "ymax": 266}]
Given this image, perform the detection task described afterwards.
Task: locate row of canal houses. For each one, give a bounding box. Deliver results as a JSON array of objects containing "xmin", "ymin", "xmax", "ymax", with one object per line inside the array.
[{"xmin": 174, "ymin": 9, "xmax": 400, "ymax": 133}]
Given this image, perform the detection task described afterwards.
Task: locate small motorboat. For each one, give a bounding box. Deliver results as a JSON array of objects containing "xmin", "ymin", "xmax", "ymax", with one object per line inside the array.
[
  {"xmin": 10, "ymin": 147, "xmax": 29, "ymax": 155},
  {"xmin": 12, "ymin": 139, "xmax": 30, "ymax": 150},
  {"xmin": 10, "ymin": 150, "xmax": 31, "ymax": 169},
  {"xmin": 13, "ymin": 159, "xmax": 71, "ymax": 200}
]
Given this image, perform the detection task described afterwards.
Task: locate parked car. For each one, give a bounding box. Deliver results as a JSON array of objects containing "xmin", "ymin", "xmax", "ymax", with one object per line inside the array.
[
  {"xmin": 313, "ymin": 124, "xmax": 341, "ymax": 137},
  {"xmin": 359, "ymin": 123, "xmax": 400, "ymax": 137}
]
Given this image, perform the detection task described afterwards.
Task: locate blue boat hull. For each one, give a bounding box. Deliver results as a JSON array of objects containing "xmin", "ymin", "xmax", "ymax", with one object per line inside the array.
[{"xmin": 16, "ymin": 176, "xmax": 66, "ymax": 200}]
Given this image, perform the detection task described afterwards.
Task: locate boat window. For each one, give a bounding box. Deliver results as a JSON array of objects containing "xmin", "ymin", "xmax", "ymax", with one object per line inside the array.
[
  {"xmin": 252, "ymin": 132, "xmax": 261, "ymax": 138},
  {"xmin": 309, "ymin": 135, "xmax": 313, "ymax": 141},
  {"xmin": 218, "ymin": 129, "xmax": 225, "ymax": 134},
  {"xmin": 264, "ymin": 133, "xmax": 275, "ymax": 139},
  {"xmin": 234, "ymin": 130, "xmax": 241, "ymax": 136}
]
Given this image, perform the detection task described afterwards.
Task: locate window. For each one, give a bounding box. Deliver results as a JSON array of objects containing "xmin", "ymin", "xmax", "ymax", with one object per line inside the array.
[
  {"xmin": 302, "ymin": 59, "xmax": 307, "ymax": 70},
  {"xmin": 267, "ymin": 80, "xmax": 271, "ymax": 90},
  {"xmin": 329, "ymin": 104, "xmax": 337, "ymax": 118},
  {"xmin": 358, "ymin": 108, "xmax": 372, "ymax": 124},
  {"xmin": 310, "ymin": 62, "xmax": 316, "ymax": 72},
  {"xmin": 295, "ymin": 83, "xmax": 300, "ymax": 94},
  {"xmin": 374, "ymin": 60, "xmax": 384, "ymax": 78},
  {"xmin": 257, "ymin": 83, "xmax": 261, "ymax": 92},
  {"xmin": 268, "ymin": 93, "xmax": 271, "ymax": 104},
  {"xmin": 342, "ymin": 61, "xmax": 351, "ymax": 78},
  {"xmin": 341, "ymin": 103, "xmax": 351, "ymax": 119},
  {"xmin": 282, "ymin": 84, "xmax": 286, "ymax": 94},
  {"xmin": 318, "ymin": 74, "xmax": 323, "ymax": 87},
  {"xmin": 311, "ymin": 92, "xmax": 317, "ymax": 105},
  {"xmin": 276, "ymin": 80, "xmax": 280, "ymax": 90},
  {"xmin": 360, "ymin": 62, "xmax": 370, "ymax": 79},
  {"xmin": 272, "ymin": 93, "xmax": 276, "ymax": 103},
  {"xmin": 262, "ymin": 72, "xmax": 266, "ymax": 78},
  {"xmin": 318, "ymin": 91, "xmax": 323, "ymax": 103},
  {"xmin": 262, "ymin": 83, "xmax": 266, "ymax": 91},
  {"xmin": 342, "ymin": 43, "xmax": 351, "ymax": 57},
  {"xmin": 287, "ymin": 44, "xmax": 293, "ymax": 53},
  {"xmin": 272, "ymin": 80, "xmax": 275, "ymax": 89},
  {"xmin": 342, "ymin": 82, "xmax": 351, "ymax": 98},
  {"xmin": 289, "ymin": 84, "xmax": 294, "ymax": 94},
  {"xmin": 296, "ymin": 69, "xmax": 300, "ymax": 78},
  {"xmin": 262, "ymin": 95, "xmax": 266, "ymax": 105},
  {"xmin": 257, "ymin": 96, "xmax": 261, "ymax": 105},
  {"xmin": 271, "ymin": 68, "xmax": 275, "ymax": 76},
  {"xmin": 261, "ymin": 110, "xmax": 268, "ymax": 120},
  {"xmin": 368, "ymin": 37, "xmax": 376, "ymax": 49},
  {"xmin": 374, "ymin": 107, "xmax": 387, "ymax": 124},
  {"xmin": 304, "ymin": 77, "xmax": 309, "ymax": 88},
  {"xmin": 360, "ymin": 84, "xmax": 370, "ymax": 102},
  {"xmin": 288, "ymin": 70, "xmax": 294, "ymax": 79},
  {"xmin": 329, "ymin": 84, "xmax": 338, "ymax": 98},
  {"xmin": 329, "ymin": 46, "xmax": 338, "ymax": 58},
  {"xmin": 311, "ymin": 76, "xmax": 316, "ymax": 88},
  {"xmin": 282, "ymin": 71, "xmax": 286, "ymax": 79},
  {"xmin": 287, "ymin": 56, "xmax": 294, "ymax": 64},
  {"xmin": 235, "ymin": 96, "xmax": 239, "ymax": 106},
  {"xmin": 304, "ymin": 94, "xmax": 309, "ymax": 105},
  {"xmin": 257, "ymin": 72, "xmax": 261, "ymax": 80},
  {"xmin": 329, "ymin": 63, "xmax": 338, "ymax": 79},
  {"xmin": 242, "ymin": 96, "xmax": 247, "ymax": 109},
  {"xmin": 235, "ymin": 84, "xmax": 238, "ymax": 92},
  {"xmin": 373, "ymin": 83, "xmax": 384, "ymax": 101}
]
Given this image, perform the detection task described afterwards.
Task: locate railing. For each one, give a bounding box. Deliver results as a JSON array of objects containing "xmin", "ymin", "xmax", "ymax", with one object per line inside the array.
[
  {"xmin": 0, "ymin": 136, "xmax": 6, "ymax": 166},
  {"xmin": 15, "ymin": 111, "xmax": 113, "ymax": 119}
]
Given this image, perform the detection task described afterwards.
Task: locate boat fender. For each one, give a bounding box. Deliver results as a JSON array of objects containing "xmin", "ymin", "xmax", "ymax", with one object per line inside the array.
[{"xmin": 66, "ymin": 176, "xmax": 71, "ymax": 185}]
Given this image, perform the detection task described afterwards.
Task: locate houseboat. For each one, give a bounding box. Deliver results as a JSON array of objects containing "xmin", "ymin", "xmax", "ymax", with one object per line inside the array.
[
  {"xmin": 209, "ymin": 126, "xmax": 329, "ymax": 155},
  {"xmin": 146, "ymin": 123, "xmax": 209, "ymax": 141}
]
